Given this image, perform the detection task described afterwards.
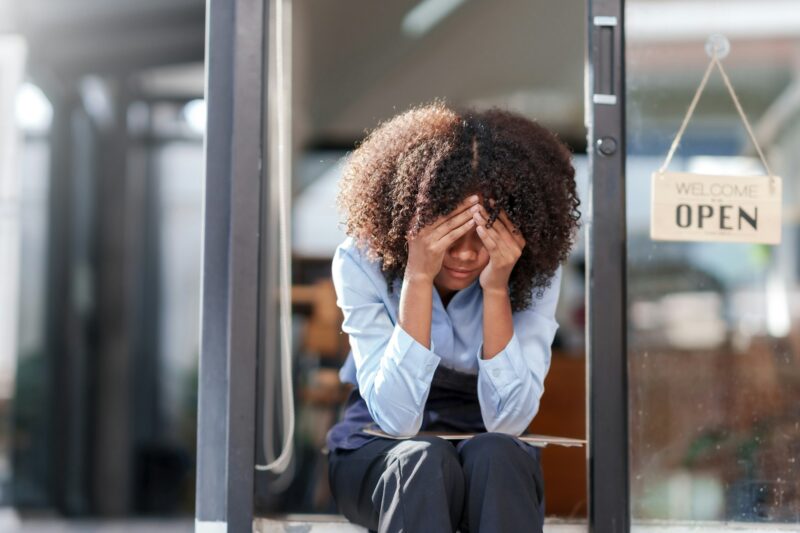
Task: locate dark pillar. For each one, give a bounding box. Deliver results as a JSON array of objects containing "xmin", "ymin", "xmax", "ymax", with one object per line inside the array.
[
  {"xmin": 38, "ymin": 79, "xmax": 94, "ymax": 516},
  {"xmin": 90, "ymin": 76, "xmax": 135, "ymax": 516},
  {"xmin": 195, "ymin": 0, "xmax": 267, "ymax": 531}
]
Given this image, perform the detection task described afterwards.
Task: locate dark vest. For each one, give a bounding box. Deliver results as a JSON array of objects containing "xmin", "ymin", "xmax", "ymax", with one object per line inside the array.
[{"xmin": 326, "ymin": 364, "xmax": 488, "ymax": 452}]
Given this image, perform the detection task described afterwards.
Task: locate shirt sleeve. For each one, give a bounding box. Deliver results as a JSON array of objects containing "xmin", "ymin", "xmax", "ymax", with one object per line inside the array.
[
  {"xmin": 331, "ymin": 244, "xmax": 441, "ymax": 437},
  {"xmin": 475, "ymin": 264, "xmax": 563, "ymax": 435}
]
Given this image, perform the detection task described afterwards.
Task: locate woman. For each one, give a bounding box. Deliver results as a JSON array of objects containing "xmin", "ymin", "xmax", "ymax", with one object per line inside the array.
[{"xmin": 326, "ymin": 101, "xmax": 581, "ymax": 533}]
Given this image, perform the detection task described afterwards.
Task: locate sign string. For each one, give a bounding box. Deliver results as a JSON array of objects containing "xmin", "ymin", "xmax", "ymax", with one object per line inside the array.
[{"xmin": 657, "ymin": 49, "xmax": 776, "ymax": 194}]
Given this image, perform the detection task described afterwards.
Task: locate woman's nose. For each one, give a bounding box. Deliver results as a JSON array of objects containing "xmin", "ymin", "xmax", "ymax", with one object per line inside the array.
[{"xmin": 450, "ymin": 241, "xmax": 477, "ymax": 261}]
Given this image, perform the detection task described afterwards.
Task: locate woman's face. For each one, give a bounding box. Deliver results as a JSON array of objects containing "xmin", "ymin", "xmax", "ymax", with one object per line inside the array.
[{"xmin": 433, "ymin": 215, "xmax": 491, "ymax": 294}]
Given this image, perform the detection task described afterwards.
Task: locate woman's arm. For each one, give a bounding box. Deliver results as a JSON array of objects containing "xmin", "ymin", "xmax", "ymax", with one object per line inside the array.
[
  {"xmin": 476, "ymin": 265, "xmax": 563, "ymax": 435},
  {"xmin": 332, "ymin": 245, "xmax": 440, "ymax": 437},
  {"xmin": 470, "ymin": 201, "xmax": 563, "ymax": 434},
  {"xmin": 480, "ymin": 287, "xmax": 514, "ymax": 360},
  {"xmin": 398, "ymin": 273, "xmax": 434, "ymax": 351}
]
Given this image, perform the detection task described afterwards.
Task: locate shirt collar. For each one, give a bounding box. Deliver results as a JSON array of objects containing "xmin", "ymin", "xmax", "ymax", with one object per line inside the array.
[{"xmin": 433, "ymin": 277, "xmax": 481, "ymax": 311}]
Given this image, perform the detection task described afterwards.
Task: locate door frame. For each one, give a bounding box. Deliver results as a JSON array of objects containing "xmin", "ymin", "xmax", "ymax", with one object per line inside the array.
[{"xmin": 586, "ymin": 0, "xmax": 630, "ymax": 531}]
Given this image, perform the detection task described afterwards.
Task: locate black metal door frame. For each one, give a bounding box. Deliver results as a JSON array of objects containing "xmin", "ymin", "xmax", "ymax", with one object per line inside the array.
[
  {"xmin": 586, "ymin": 0, "xmax": 629, "ymax": 531},
  {"xmin": 195, "ymin": 0, "xmax": 266, "ymax": 531}
]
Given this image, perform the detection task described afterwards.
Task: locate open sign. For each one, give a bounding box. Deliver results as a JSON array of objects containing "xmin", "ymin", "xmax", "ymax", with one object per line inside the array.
[{"xmin": 650, "ymin": 171, "xmax": 782, "ymax": 244}]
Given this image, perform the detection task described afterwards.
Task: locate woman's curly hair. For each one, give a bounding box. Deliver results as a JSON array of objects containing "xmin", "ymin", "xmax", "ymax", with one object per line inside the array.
[{"xmin": 336, "ymin": 100, "xmax": 581, "ymax": 312}]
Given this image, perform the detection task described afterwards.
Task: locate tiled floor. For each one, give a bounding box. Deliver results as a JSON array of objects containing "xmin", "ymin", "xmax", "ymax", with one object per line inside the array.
[
  {"xmin": 0, "ymin": 510, "xmax": 194, "ymax": 533},
  {"xmin": 9, "ymin": 524, "xmax": 194, "ymax": 533}
]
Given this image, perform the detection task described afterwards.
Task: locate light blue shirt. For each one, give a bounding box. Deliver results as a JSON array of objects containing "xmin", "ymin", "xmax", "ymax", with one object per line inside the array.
[{"xmin": 332, "ymin": 235, "xmax": 562, "ymax": 437}]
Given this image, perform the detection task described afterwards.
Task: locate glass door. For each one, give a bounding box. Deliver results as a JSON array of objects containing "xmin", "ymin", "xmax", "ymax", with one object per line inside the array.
[{"xmin": 625, "ymin": 0, "xmax": 800, "ymax": 528}]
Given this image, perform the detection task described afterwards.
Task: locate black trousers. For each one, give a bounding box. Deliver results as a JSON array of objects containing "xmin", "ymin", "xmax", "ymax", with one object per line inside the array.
[{"xmin": 328, "ymin": 433, "xmax": 545, "ymax": 533}]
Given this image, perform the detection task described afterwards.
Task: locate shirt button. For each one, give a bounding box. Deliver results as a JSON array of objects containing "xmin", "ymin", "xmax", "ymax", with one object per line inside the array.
[{"xmin": 492, "ymin": 368, "xmax": 501, "ymax": 378}]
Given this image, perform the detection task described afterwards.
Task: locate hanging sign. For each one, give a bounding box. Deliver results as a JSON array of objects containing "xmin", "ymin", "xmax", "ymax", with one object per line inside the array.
[
  {"xmin": 650, "ymin": 35, "xmax": 782, "ymax": 245},
  {"xmin": 650, "ymin": 171, "xmax": 781, "ymax": 244}
]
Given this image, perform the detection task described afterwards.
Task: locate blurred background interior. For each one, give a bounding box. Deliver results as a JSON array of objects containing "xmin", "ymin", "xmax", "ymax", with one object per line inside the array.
[{"xmin": 1, "ymin": 0, "xmax": 799, "ymax": 529}]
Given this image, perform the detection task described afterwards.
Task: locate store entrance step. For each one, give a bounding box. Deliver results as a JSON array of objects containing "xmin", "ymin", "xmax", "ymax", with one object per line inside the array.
[{"xmin": 255, "ymin": 515, "xmax": 588, "ymax": 532}]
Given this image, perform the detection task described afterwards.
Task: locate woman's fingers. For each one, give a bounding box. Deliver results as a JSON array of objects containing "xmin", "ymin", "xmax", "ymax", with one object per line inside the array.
[
  {"xmin": 475, "ymin": 223, "xmax": 499, "ymax": 251},
  {"xmin": 486, "ymin": 199, "xmax": 525, "ymax": 247},
  {"xmin": 412, "ymin": 195, "xmax": 524, "ymax": 256},
  {"xmin": 431, "ymin": 195, "xmax": 479, "ymax": 231},
  {"xmin": 430, "ymin": 206, "xmax": 475, "ymax": 244},
  {"xmin": 472, "ymin": 204, "xmax": 520, "ymax": 257},
  {"xmin": 472, "ymin": 208, "xmax": 512, "ymax": 263},
  {"xmin": 497, "ymin": 209, "xmax": 526, "ymax": 248},
  {"xmin": 441, "ymin": 217, "xmax": 477, "ymax": 248}
]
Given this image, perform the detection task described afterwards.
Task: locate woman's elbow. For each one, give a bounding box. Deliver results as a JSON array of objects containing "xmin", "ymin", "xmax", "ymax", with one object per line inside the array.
[
  {"xmin": 363, "ymin": 391, "xmax": 423, "ymax": 437},
  {"xmin": 375, "ymin": 411, "xmax": 423, "ymax": 438},
  {"xmin": 483, "ymin": 400, "xmax": 539, "ymax": 436}
]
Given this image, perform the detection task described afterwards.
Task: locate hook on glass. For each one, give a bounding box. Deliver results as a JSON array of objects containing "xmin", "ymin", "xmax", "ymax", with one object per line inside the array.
[{"xmin": 705, "ymin": 33, "xmax": 730, "ymax": 60}]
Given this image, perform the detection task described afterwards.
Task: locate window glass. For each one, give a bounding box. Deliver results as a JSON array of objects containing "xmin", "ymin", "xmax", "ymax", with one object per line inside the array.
[{"xmin": 627, "ymin": 1, "xmax": 800, "ymax": 523}]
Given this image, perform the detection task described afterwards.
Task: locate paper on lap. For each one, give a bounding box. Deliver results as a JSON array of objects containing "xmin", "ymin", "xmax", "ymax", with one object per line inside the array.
[{"xmin": 362, "ymin": 425, "xmax": 586, "ymax": 448}]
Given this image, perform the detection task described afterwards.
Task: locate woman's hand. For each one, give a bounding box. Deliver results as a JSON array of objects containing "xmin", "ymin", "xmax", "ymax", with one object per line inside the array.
[
  {"xmin": 471, "ymin": 200, "xmax": 526, "ymax": 292},
  {"xmin": 404, "ymin": 194, "xmax": 480, "ymax": 283}
]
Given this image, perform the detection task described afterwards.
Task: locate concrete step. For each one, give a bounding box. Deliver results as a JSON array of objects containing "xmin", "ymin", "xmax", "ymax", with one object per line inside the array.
[
  {"xmin": 255, "ymin": 516, "xmax": 800, "ymax": 532},
  {"xmin": 255, "ymin": 515, "xmax": 586, "ymax": 532}
]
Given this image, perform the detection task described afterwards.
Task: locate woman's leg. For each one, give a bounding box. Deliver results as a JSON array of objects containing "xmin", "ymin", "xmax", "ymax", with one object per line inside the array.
[
  {"xmin": 457, "ymin": 432, "xmax": 545, "ymax": 533},
  {"xmin": 328, "ymin": 436, "xmax": 466, "ymax": 533}
]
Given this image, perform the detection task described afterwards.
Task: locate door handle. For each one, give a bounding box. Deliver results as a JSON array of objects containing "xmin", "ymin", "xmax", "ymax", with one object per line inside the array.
[{"xmin": 592, "ymin": 15, "xmax": 617, "ymax": 105}]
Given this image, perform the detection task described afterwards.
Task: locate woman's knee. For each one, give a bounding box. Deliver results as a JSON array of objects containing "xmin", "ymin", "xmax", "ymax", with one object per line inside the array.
[
  {"xmin": 458, "ymin": 433, "xmax": 545, "ymax": 529},
  {"xmin": 459, "ymin": 432, "xmax": 542, "ymax": 480},
  {"xmin": 460, "ymin": 432, "xmax": 522, "ymax": 463},
  {"xmin": 378, "ymin": 437, "xmax": 465, "ymax": 508},
  {"xmin": 387, "ymin": 436, "xmax": 461, "ymax": 476}
]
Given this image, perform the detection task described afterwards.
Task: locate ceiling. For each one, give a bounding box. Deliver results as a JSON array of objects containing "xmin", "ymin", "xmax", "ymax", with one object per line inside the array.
[
  {"xmin": 7, "ymin": 0, "xmax": 800, "ymax": 151},
  {"xmin": 9, "ymin": 0, "xmax": 205, "ymax": 76},
  {"xmin": 292, "ymin": 0, "xmax": 586, "ymax": 147},
  {"xmin": 8, "ymin": 0, "xmax": 588, "ymax": 147}
]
